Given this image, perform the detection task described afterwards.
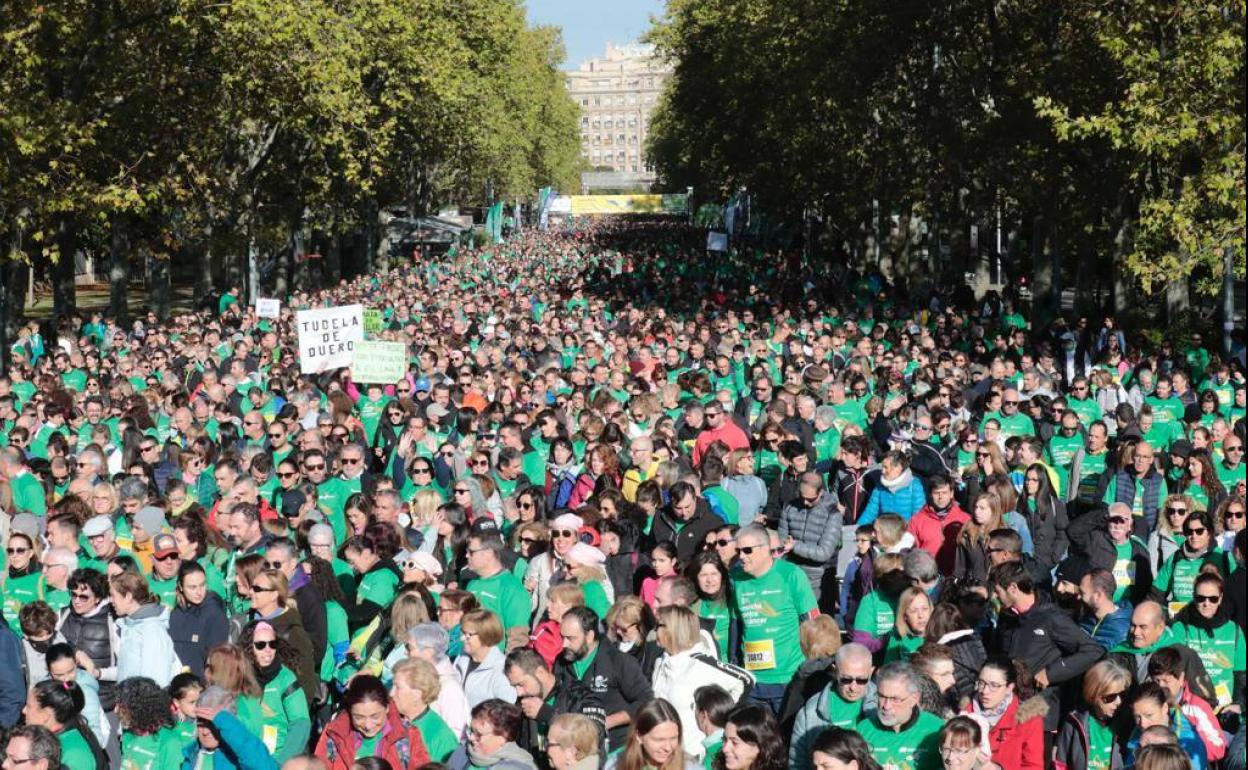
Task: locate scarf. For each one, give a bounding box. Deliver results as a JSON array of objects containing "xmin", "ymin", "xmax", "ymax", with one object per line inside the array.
[
  {"xmin": 972, "ymin": 692, "xmax": 1013, "ymax": 729},
  {"xmin": 880, "ymin": 468, "xmax": 914, "ymax": 493},
  {"xmin": 467, "ymin": 741, "xmax": 533, "ymax": 767},
  {"xmin": 255, "ymin": 658, "xmax": 283, "ymax": 687}
]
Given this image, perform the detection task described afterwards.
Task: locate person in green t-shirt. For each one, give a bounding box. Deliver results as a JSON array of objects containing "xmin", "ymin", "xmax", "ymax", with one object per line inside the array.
[
  {"xmin": 22, "ymin": 680, "xmax": 98, "ymax": 770},
  {"xmin": 730, "ymin": 524, "xmax": 818, "ymax": 712},
  {"xmin": 392, "ymin": 657, "xmax": 459, "ymax": 763},
  {"xmin": 854, "ymin": 662, "xmax": 943, "ymax": 770},
  {"xmin": 464, "ymin": 532, "xmax": 531, "ymax": 648},
  {"xmin": 1170, "ymin": 572, "xmax": 1247, "ymax": 710},
  {"xmin": 116, "ymin": 677, "xmax": 185, "ymax": 770}
]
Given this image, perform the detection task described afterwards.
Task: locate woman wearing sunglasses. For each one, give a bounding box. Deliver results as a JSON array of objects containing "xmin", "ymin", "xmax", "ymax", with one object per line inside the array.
[
  {"xmin": 1171, "ymin": 572, "xmax": 1245, "ymax": 712},
  {"xmin": 239, "ymin": 620, "xmax": 311, "ymax": 763},
  {"xmin": 1053, "ymin": 660, "xmax": 1133, "ymax": 770},
  {"xmin": 1150, "ymin": 510, "xmax": 1233, "ymax": 616},
  {"xmin": 2, "ymin": 530, "xmax": 42, "ymax": 637}
]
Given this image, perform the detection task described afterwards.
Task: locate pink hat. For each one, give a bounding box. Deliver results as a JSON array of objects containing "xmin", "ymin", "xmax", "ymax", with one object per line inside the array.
[
  {"xmin": 565, "ymin": 542, "xmax": 605, "ymax": 567},
  {"xmin": 411, "ymin": 551, "xmax": 443, "ymax": 578},
  {"xmin": 552, "ymin": 513, "xmax": 584, "ymax": 532}
]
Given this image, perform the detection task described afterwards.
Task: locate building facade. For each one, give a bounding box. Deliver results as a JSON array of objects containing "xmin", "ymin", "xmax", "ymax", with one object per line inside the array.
[{"xmin": 565, "ymin": 43, "xmax": 671, "ymax": 182}]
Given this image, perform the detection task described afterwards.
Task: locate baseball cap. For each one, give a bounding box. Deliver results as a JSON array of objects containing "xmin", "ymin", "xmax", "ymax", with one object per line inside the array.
[
  {"xmin": 565, "ymin": 542, "xmax": 605, "ymax": 567},
  {"xmin": 83, "ymin": 516, "xmax": 114, "ymax": 538},
  {"xmin": 414, "ymin": 378, "xmax": 432, "ymax": 393},
  {"xmin": 152, "ymin": 533, "xmax": 179, "ymax": 559}
]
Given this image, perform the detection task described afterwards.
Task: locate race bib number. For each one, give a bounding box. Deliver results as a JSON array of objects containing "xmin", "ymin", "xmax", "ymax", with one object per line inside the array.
[
  {"xmin": 1113, "ymin": 558, "xmax": 1135, "ymax": 587},
  {"xmin": 743, "ymin": 639, "xmax": 776, "ymax": 671},
  {"xmin": 263, "ymin": 725, "xmax": 279, "ymax": 755}
]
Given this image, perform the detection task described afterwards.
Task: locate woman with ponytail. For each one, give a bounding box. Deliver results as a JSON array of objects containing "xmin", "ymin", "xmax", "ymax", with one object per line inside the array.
[{"xmin": 24, "ymin": 678, "xmax": 107, "ymax": 770}]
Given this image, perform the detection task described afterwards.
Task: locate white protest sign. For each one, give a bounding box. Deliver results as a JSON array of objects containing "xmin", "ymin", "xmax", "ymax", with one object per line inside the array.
[
  {"xmin": 707, "ymin": 231, "xmax": 728, "ymax": 251},
  {"xmin": 255, "ymin": 298, "xmax": 281, "ymax": 319},
  {"xmin": 351, "ymin": 340, "xmax": 408, "ymax": 384},
  {"xmin": 296, "ymin": 304, "xmax": 364, "ymax": 373}
]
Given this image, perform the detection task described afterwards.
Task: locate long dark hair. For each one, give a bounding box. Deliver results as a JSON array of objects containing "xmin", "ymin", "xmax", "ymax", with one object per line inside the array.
[
  {"xmin": 1018, "ymin": 463, "xmax": 1059, "ymax": 523},
  {"xmin": 32, "ymin": 679, "xmax": 107, "ymax": 770},
  {"xmin": 810, "ymin": 727, "xmax": 882, "ymax": 770},
  {"xmin": 714, "ymin": 704, "xmax": 786, "ymax": 770}
]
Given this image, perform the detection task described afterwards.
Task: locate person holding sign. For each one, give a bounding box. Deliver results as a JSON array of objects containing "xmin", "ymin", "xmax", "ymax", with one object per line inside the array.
[{"xmin": 729, "ymin": 523, "xmax": 819, "ymax": 716}]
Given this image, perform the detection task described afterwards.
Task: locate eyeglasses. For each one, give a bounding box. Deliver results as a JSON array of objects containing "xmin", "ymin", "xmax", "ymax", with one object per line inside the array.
[
  {"xmin": 342, "ymin": 457, "xmax": 362, "ymax": 465},
  {"xmin": 453, "ymin": 488, "xmax": 470, "ymax": 495},
  {"xmin": 1228, "ymin": 509, "xmax": 1246, "ymax": 520},
  {"xmin": 975, "ymin": 679, "xmax": 1006, "ymax": 691},
  {"xmin": 1194, "ymin": 594, "xmax": 1221, "ymax": 604},
  {"xmin": 737, "ymin": 545, "xmax": 766, "ymax": 555},
  {"xmin": 1226, "ymin": 445, "xmax": 1244, "ymax": 453},
  {"xmin": 140, "ymin": 444, "xmax": 158, "ymax": 452},
  {"xmin": 470, "ymin": 459, "xmax": 490, "ymax": 467},
  {"xmin": 838, "ymin": 675, "xmax": 870, "ymax": 686},
  {"xmin": 304, "ymin": 463, "xmax": 325, "ymax": 472},
  {"xmin": 518, "ymin": 502, "xmax": 534, "ymax": 510},
  {"xmin": 252, "ymin": 640, "xmax": 277, "ymax": 650},
  {"xmin": 939, "ymin": 747, "xmax": 975, "ymax": 759},
  {"xmin": 976, "ymin": 452, "xmax": 991, "ymax": 458},
  {"xmin": 71, "ymin": 592, "xmax": 94, "ymax": 601}
]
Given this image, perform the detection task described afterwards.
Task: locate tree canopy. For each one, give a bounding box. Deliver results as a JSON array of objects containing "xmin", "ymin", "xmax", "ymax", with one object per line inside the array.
[{"xmin": 646, "ymin": 0, "xmax": 1245, "ymax": 313}]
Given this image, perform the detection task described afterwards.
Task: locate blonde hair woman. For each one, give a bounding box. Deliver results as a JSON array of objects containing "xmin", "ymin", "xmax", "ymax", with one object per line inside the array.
[
  {"xmin": 1148, "ymin": 493, "xmax": 1195, "ymax": 575},
  {"xmin": 883, "ymin": 587, "xmax": 933, "ymax": 662},
  {"xmin": 548, "ymin": 713, "xmax": 603, "ymax": 770},
  {"xmin": 454, "ymin": 609, "xmax": 515, "ymax": 707},
  {"xmin": 955, "ymin": 492, "xmax": 1006, "ymax": 583},
  {"xmin": 650, "ymin": 606, "xmax": 753, "ymax": 760}
]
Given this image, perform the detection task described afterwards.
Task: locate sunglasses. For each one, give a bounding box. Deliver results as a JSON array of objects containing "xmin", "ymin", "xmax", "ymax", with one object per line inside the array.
[
  {"xmin": 1228, "ymin": 509, "xmax": 1246, "ymax": 519},
  {"xmin": 518, "ymin": 502, "xmax": 534, "ymax": 510},
  {"xmin": 1194, "ymin": 594, "xmax": 1221, "ymax": 605},
  {"xmin": 553, "ymin": 529, "xmax": 578, "ymax": 539},
  {"xmin": 6, "ymin": 547, "xmax": 30, "ymax": 555},
  {"xmin": 412, "ymin": 467, "xmax": 432, "ymax": 475},
  {"xmin": 519, "ymin": 536, "xmax": 540, "ymax": 545},
  {"xmin": 838, "ymin": 675, "xmax": 870, "ymax": 686},
  {"xmin": 453, "ymin": 488, "xmax": 470, "ymax": 495},
  {"xmin": 342, "ymin": 457, "xmax": 362, "ymax": 465},
  {"xmin": 1166, "ymin": 507, "xmax": 1188, "ymax": 515},
  {"xmin": 155, "ymin": 553, "xmax": 179, "ymax": 562},
  {"xmin": 71, "ymin": 592, "xmax": 94, "ymax": 601},
  {"xmin": 252, "ymin": 640, "xmax": 277, "ymax": 650},
  {"xmin": 1184, "ymin": 527, "xmax": 1207, "ymax": 536},
  {"xmin": 737, "ymin": 545, "xmax": 765, "ymax": 555},
  {"xmin": 263, "ymin": 560, "xmax": 285, "ymax": 569},
  {"xmin": 251, "ymin": 585, "xmax": 276, "ymax": 593},
  {"xmin": 1100, "ymin": 690, "xmax": 1125, "ymax": 704}
]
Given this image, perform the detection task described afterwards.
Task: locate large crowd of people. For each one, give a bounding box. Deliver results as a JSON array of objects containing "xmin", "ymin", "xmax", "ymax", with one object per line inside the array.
[{"xmin": 0, "ymin": 219, "xmax": 1244, "ymax": 770}]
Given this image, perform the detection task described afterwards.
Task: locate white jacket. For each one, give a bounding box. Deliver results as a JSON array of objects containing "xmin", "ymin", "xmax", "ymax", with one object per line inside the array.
[
  {"xmin": 651, "ymin": 648, "xmax": 754, "ymax": 758},
  {"xmin": 114, "ymin": 603, "xmax": 182, "ymax": 686},
  {"xmin": 454, "ymin": 645, "xmax": 516, "ymax": 708}
]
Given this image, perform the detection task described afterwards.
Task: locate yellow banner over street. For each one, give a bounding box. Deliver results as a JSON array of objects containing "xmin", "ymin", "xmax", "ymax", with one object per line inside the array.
[{"xmin": 564, "ymin": 194, "xmax": 688, "ymax": 216}]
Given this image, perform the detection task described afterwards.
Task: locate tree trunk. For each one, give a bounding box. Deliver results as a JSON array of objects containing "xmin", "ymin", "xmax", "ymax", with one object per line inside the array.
[
  {"xmin": 149, "ymin": 255, "xmax": 171, "ymax": 320},
  {"xmin": 1111, "ymin": 214, "xmax": 1133, "ymax": 315},
  {"xmin": 326, "ymin": 232, "xmax": 342, "ymax": 286},
  {"xmin": 1030, "ymin": 213, "xmax": 1051, "ymax": 328},
  {"xmin": 109, "ymin": 214, "xmax": 131, "ymax": 323},
  {"xmin": 1164, "ymin": 274, "xmax": 1190, "ymax": 324},
  {"xmin": 53, "ymin": 219, "xmax": 78, "ymax": 323}
]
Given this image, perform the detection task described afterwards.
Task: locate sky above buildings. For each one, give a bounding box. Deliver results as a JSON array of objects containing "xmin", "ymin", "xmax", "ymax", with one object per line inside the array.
[{"xmin": 526, "ymin": 0, "xmax": 667, "ymax": 68}]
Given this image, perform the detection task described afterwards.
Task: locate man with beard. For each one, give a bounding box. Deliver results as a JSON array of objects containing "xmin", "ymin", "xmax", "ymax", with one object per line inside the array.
[
  {"xmin": 852, "ymin": 662, "xmax": 943, "ymax": 770},
  {"xmin": 504, "ymin": 647, "xmax": 605, "ymax": 762},
  {"xmin": 553, "ymin": 607, "xmax": 651, "ymax": 752}
]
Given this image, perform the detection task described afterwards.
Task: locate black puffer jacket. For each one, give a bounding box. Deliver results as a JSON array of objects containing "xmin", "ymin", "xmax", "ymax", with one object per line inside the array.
[
  {"xmin": 57, "ymin": 602, "xmax": 116, "ymax": 708},
  {"xmin": 649, "ymin": 504, "xmax": 721, "ymax": 564},
  {"xmin": 169, "ymin": 592, "xmax": 229, "ymax": 677}
]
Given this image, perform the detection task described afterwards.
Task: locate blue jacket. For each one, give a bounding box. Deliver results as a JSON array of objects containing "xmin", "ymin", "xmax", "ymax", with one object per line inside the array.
[
  {"xmin": 858, "ymin": 474, "xmax": 926, "ymax": 524},
  {"xmin": 180, "ymin": 712, "xmax": 279, "ymax": 770},
  {"xmin": 0, "ymin": 623, "xmax": 23, "ymax": 727},
  {"xmin": 1080, "ymin": 601, "xmax": 1132, "ymax": 651}
]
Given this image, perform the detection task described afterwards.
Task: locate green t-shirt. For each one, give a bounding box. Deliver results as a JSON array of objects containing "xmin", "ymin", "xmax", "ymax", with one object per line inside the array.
[
  {"xmin": 259, "ymin": 666, "xmax": 310, "ymax": 761},
  {"xmin": 357, "ymin": 568, "xmax": 401, "ymax": 612},
  {"xmin": 583, "ymin": 580, "xmax": 611, "ymax": 620},
  {"xmin": 357, "ymin": 732, "xmax": 382, "ymax": 759},
  {"xmin": 820, "ymin": 688, "xmax": 866, "ymax": 728},
  {"xmin": 1173, "ymin": 620, "xmax": 1247, "ymax": 709},
  {"xmin": 148, "ymin": 575, "xmax": 179, "ymax": 608},
  {"xmin": 1146, "ymin": 396, "xmax": 1185, "ymax": 427},
  {"xmin": 466, "ymin": 570, "xmax": 530, "ymax": 640},
  {"xmin": 120, "ymin": 727, "xmax": 183, "ymax": 770},
  {"xmin": 1076, "ymin": 449, "xmax": 1108, "ymax": 503},
  {"xmin": 1111, "ymin": 541, "xmax": 1138, "ymax": 602},
  {"xmin": 731, "ymin": 560, "xmax": 818, "ymax": 684},
  {"xmin": 1087, "ymin": 714, "xmax": 1115, "ymax": 770},
  {"xmin": 853, "ymin": 590, "xmax": 897, "ymax": 639},
  {"xmin": 854, "ymin": 711, "xmax": 943, "ymax": 770},
  {"xmin": 1046, "ymin": 434, "xmax": 1084, "ymax": 498},
  {"xmin": 1067, "ymin": 397, "xmax": 1103, "ymax": 427},
  {"xmin": 1155, "ymin": 549, "xmax": 1227, "ymax": 616},
  {"xmin": 412, "ymin": 708, "xmax": 459, "ymax": 763},
  {"xmin": 2, "ymin": 570, "xmax": 43, "ymax": 636},
  {"xmin": 10, "ymin": 471, "xmax": 47, "ymax": 516},
  {"xmin": 883, "ymin": 632, "xmax": 924, "ymax": 662},
  {"xmin": 697, "ymin": 599, "xmax": 731, "ymax": 660},
  {"xmin": 58, "ymin": 727, "xmax": 96, "ymax": 770}
]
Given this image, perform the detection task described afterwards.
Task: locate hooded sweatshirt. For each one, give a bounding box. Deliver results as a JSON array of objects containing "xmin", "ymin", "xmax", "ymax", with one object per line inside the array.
[{"xmin": 116, "ymin": 602, "xmax": 182, "ymax": 686}]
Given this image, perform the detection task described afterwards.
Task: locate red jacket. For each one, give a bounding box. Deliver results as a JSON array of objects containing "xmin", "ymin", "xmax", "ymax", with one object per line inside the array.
[
  {"xmin": 963, "ymin": 695, "xmax": 1048, "ymax": 770},
  {"xmin": 907, "ymin": 503, "xmax": 970, "ymax": 575},
  {"xmin": 316, "ymin": 703, "xmax": 431, "ymax": 770}
]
